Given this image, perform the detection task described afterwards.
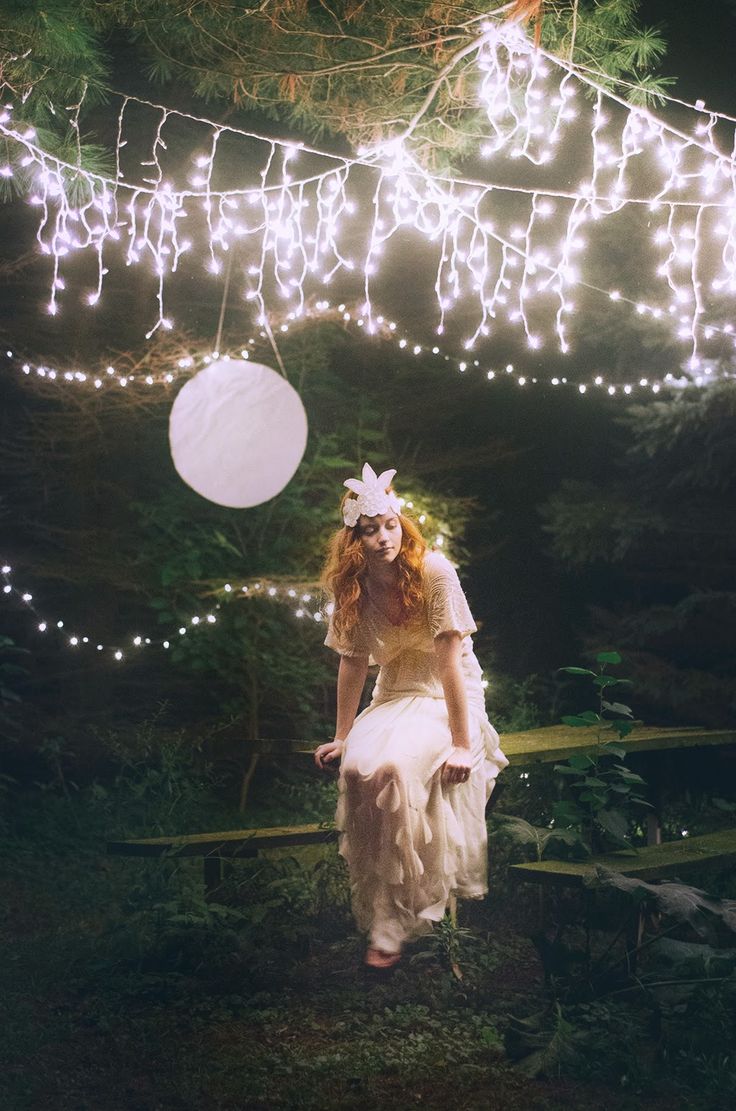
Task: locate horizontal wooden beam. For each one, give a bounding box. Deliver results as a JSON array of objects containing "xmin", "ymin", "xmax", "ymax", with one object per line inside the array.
[
  {"xmin": 509, "ymin": 828, "xmax": 736, "ymax": 887},
  {"xmin": 107, "ymin": 822, "xmax": 338, "ymax": 858},
  {"xmin": 217, "ymin": 727, "xmax": 736, "ymax": 765},
  {"xmin": 501, "ymin": 725, "xmax": 736, "ymax": 766}
]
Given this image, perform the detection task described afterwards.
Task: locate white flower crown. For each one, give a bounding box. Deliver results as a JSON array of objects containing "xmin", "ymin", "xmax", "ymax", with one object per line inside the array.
[{"xmin": 342, "ymin": 463, "xmax": 402, "ymax": 527}]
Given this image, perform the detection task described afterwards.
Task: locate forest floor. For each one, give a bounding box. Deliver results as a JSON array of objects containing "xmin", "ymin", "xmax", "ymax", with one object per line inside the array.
[{"xmin": 1, "ymin": 772, "xmax": 734, "ymax": 1111}]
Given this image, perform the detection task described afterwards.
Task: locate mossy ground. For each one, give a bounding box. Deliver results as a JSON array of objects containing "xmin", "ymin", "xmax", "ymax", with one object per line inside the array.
[{"xmin": 1, "ymin": 765, "xmax": 734, "ymax": 1111}]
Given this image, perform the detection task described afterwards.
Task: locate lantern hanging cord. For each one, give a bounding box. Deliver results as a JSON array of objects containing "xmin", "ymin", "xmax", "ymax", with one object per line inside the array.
[
  {"xmin": 213, "ymin": 250, "xmax": 234, "ymax": 356},
  {"xmin": 259, "ymin": 312, "xmax": 288, "ymax": 381}
]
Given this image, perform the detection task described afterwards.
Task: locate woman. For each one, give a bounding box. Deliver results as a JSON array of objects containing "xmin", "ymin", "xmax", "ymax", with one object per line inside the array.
[{"xmin": 314, "ymin": 463, "xmax": 508, "ymax": 969}]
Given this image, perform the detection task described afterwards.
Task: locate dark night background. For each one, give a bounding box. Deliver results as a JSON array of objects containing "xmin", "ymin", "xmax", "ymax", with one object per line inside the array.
[
  {"xmin": 2, "ymin": 6, "xmax": 736, "ymax": 1110},
  {"xmin": 2, "ymin": 0, "xmax": 735, "ymax": 746}
]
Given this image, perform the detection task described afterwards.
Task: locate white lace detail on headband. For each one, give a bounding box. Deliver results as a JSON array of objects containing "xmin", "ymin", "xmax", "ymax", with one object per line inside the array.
[{"xmin": 343, "ymin": 463, "xmax": 402, "ymax": 527}]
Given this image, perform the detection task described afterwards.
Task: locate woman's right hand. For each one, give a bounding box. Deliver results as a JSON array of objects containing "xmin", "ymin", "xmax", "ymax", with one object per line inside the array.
[{"xmin": 314, "ymin": 739, "xmax": 344, "ymax": 771}]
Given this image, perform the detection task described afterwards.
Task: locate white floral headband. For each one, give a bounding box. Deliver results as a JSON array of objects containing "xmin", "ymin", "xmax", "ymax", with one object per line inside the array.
[{"xmin": 342, "ymin": 463, "xmax": 402, "ymax": 528}]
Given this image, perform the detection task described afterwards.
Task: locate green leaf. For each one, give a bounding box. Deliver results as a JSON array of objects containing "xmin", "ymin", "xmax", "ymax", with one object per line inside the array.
[
  {"xmin": 579, "ymin": 791, "xmax": 607, "ymax": 805},
  {"xmin": 568, "ymin": 754, "xmax": 595, "ymax": 770},
  {"xmin": 613, "ymin": 768, "xmax": 646, "ymax": 785},
  {"xmin": 596, "ymin": 808, "xmax": 630, "ymax": 842},
  {"xmin": 552, "ymin": 800, "xmax": 585, "ymax": 826},
  {"xmin": 600, "ymin": 742, "xmax": 627, "ymax": 758},
  {"xmin": 596, "ymin": 651, "xmax": 622, "ymax": 664},
  {"xmin": 559, "ymin": 666, "xmax": 597, "ymax": 676},
  {"xmin": 213, "ymin": 530, "xmax": 242, "ymax": 558},
  {"xmin": 602, "ymin": 700, "xmax": 633, "ymax": 716},
  {"xmin": 582, "ymin": 777, "xmax": 607, "ymax": 788},
  {"xmin": 592, "ymin": 869, "xmax": 736, "ymax": 939},
  {"xmin": 492, "ymin": 815, "xmax": 543, "ymax": 845},
  {"xmin": 554, "ymin": 764, "xmax": 582, "ymax": 776},
  {"xmin": 578, "ymin": 711, "xmax": 601, "ymax": 724},
  {"xmin": 561, "ymin": 715, "xmax": 596, "ymax": 728}
]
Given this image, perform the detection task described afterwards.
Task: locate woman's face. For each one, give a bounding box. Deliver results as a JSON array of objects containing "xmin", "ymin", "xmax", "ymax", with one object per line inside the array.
[{"xmin": 358, "ymin": 511, "xmax": 403, "ymax": 567}]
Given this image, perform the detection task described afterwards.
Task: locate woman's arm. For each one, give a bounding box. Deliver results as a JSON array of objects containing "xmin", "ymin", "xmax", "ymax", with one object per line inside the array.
[
  {"xmin": 434, "ymin": 631, "xmax": 473, "ymax": 783},
  {"xmin": 335, "ymin": 653, "xmax": 370, "ymax": 740},
  {"xmin": 314, "ymin": 653, "xmax": 369, "ymax": 771},
  {"xmin": 434, "ymin": 632, "xmax": 470, "ymax": 747}
]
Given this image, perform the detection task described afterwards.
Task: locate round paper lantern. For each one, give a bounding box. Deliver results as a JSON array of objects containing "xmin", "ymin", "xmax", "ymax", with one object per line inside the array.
[{"xmin": 169, "ymin": 359, "xmax": 308, "ymax": 508}]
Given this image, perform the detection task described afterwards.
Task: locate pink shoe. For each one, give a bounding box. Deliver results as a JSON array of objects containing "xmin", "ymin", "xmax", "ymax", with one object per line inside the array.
[{"xmin": 364, "ymin": 947, "xmax": 402, "ymax": 970}]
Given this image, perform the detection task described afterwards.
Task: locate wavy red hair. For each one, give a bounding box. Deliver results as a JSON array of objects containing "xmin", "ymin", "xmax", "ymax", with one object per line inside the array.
[{"xmin": 321, "ymin": 491, "xmax": 427, "ymax": 643}]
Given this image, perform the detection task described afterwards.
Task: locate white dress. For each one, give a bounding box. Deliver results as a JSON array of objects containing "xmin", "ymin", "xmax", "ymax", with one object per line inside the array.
[{"xmin": 324, "ymin": 550, "xmax": 509, "ymax": 954}]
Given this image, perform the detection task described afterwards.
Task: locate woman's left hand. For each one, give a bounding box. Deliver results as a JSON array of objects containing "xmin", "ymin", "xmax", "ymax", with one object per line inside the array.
[{"xmin": 442, "ymin": 746, "xmax": 473, "ymax": 785}]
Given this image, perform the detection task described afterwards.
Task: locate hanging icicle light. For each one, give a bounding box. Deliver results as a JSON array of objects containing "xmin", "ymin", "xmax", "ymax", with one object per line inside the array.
[{"xmin": 1, "ymin": 17, "xmax": 736, "ymax": 361}]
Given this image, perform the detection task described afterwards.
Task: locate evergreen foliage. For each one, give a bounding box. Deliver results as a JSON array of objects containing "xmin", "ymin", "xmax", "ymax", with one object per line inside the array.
[
  {"xmin": 0, "ymin": 0, "xmax": 112, "ymax": 183},
  {"xmin": 0, "ymin": 322, "xmax": 476, "ymax": 745},
  {"xmin": 1, "ymin": 1, "xmax": 670, "ymax": 168},
  {"xmin": 540, "ymin": 379, "xmax": 736, "ymax": 725}
]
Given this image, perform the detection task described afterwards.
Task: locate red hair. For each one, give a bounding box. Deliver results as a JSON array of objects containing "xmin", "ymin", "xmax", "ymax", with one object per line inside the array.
[{"xmin": 321, "ymin": 491, "xmax": 427, "ymax": 642}]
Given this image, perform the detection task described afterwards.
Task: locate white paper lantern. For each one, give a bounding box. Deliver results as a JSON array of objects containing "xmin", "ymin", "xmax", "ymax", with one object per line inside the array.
[{"xmin": 169, "ymin": 359, "xmax": 308, "ymax": 508}]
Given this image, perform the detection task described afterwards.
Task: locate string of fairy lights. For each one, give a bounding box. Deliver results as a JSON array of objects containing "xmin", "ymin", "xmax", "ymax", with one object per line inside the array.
[
  {"xmin": 0, "ymin": 561, "xmax": 326, "ymax": 662},
  {"xmin": 1, "ymin": 495, "xmax": 449, "ymax": 663},
  {"xmin": 2, "ymin": 553, "xmax": 495, "ymax": 693},
  {"xmin": 1, "ymin": 20, "xmax": 736, "ymax": 369},
  {"xmin": 4, "ymin": 299, "xmax": 731, "ymax": 398},
  {"xmin": 4, "ymin": 15, "xmax": 736, "ymax": 669}
]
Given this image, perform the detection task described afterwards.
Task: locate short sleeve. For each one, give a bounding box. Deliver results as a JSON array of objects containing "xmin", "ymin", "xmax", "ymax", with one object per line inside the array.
[
  {"xmin": 424, "ymin": 553, "xmax": 478, "ymax": 640},
  {"xmin": 324, "ymin": 610, "xmax": 367, "ymax": 657}
]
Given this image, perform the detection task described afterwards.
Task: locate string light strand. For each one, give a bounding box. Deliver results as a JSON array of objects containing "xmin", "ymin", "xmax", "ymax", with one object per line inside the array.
[
  {"xmin": 2, "ymin": 22, "xmax": 736, "ymax": 358},
  {"xmin": 4, "ymin": 300, "xmax": 733, "ymax": 400}
]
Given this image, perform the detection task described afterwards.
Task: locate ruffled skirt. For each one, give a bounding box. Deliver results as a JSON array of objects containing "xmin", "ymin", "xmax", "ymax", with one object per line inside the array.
[{"xmin": 335, "ymin": 695, "xmax": 509, "ymax": 954}]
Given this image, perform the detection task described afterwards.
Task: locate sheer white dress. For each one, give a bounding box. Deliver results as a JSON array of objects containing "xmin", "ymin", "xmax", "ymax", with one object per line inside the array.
[{"xmin": 324, "ymin": 550, "xmax": 509, "ymax": 954}]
